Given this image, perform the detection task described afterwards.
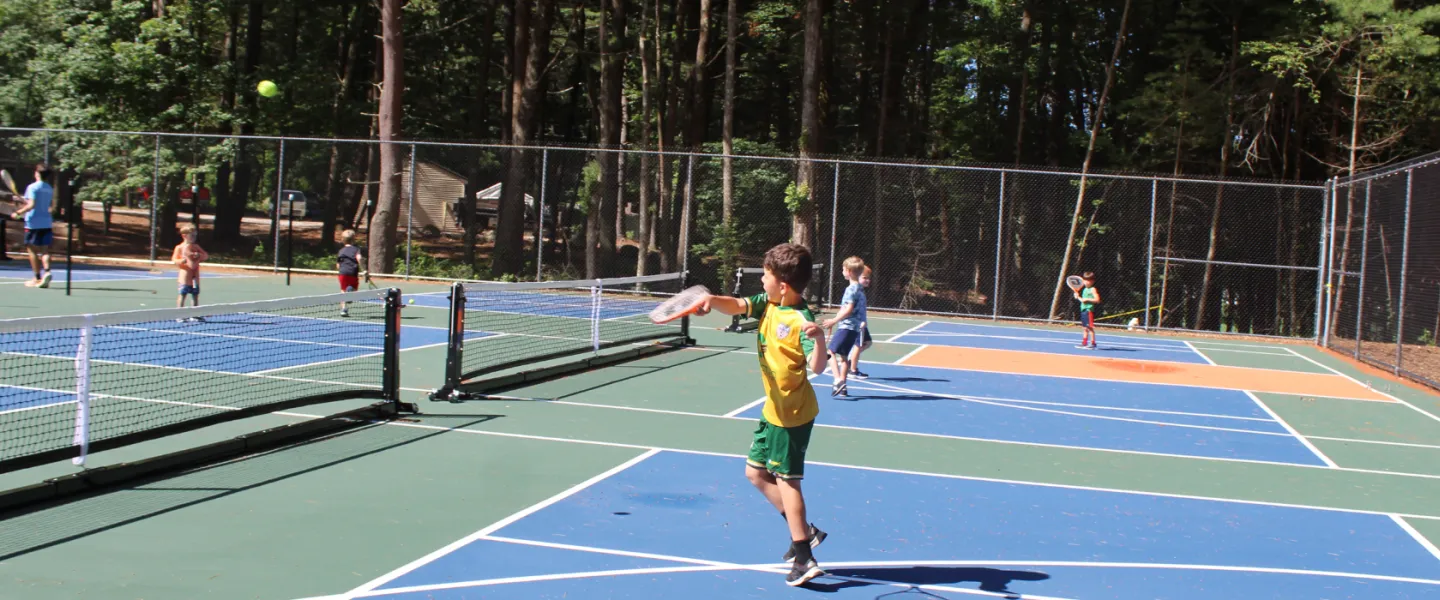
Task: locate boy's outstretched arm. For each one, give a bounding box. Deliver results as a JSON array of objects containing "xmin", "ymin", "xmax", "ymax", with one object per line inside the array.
[
  {"xmin": 821, "ymin": 303, "xmax": 854, "ymax": 329},
  {"xmin": 703, "ymin": 294, "xmax": 750, "ymax": 316}
]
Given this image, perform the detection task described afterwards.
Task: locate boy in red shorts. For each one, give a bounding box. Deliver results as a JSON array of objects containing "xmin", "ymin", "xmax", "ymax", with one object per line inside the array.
[{"xmin": 337, "ymin": 229, "xmax": 365, "ymax": 316}]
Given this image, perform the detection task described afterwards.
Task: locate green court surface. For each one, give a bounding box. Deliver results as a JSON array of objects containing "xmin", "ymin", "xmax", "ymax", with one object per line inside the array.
[{"xmin": 3, "ymin": 263, "xmax": 1440, "ymax": 599}]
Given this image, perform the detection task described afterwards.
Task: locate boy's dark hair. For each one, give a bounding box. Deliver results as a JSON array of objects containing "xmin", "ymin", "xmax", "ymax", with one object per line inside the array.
[
  {"xmin": 765, "ymin": 243, "xmax": 812, "ymax": 295},
  {"xmin": 1082, "ymin": 271, "xmax": 1095, "ymax": 280},
  {"xmin": 34, "ymin": 163, "xmax": 51, "ymax": 181}
]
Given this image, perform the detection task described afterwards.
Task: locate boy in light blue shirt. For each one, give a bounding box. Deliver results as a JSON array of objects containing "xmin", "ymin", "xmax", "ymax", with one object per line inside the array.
[
  {"xmin": 822, "ymin": 256, "xmax": 867, "ymax": 397},
  {"xmin": 11, "ymin": 164, "xmax": 54, "ymax": 288}
]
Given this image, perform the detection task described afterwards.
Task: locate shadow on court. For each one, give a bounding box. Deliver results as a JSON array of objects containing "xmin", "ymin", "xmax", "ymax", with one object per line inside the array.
[
  {"xmin": 807, "ymin": 566, "xmax": 1051, "ymax": 596},
  {"xmin": 0, "ymin": 414, "xmax": 500, "ymax": 561}
]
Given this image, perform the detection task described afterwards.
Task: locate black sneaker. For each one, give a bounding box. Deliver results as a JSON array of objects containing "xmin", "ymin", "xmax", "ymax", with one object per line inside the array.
[
  {"xmin": 832, "ymin": 382, "xmax": 847, "ymax": 398},
  {"xmin": 851, "ymin": 370, "xmax": 869, "ymax": 380},
  {"xmin": 786, "ymin": 557, "xmax": 824, "ymax": 587},
  {"xmin": 783, "ymin": 524, "xmax": 828, "ymax": 562}
]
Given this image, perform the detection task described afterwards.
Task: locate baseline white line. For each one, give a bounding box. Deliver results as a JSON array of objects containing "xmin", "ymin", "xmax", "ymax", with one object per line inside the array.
[
  {"xmin": 904, "ymin": 331, "xmax": 1197, "ymax": 353},
  {"xmin": 1392, "ymin": 515, "xmax": 1440, "ymax": 564},
  {"xmin": 1284, "ymin": 347, "xmax": 1440, "ymax": 423},
  {"xmin": 1184, "ymin": 340, "xmax": 1218, "ymax": 365},
  {"xmin": 297, "ymin": 418, "xmax": 1440, "ymax": 521},
  {"xmin": 1244, "ymin": 390, "xmax": 1338, "ymax": 467},
  {"xmin": 1192, "ymin": 347, "xmax": 1297, "ymax": 357},
  {"xmin": 1307, "ymin": 436, "xmax": 1440, "ymax": 451},
  {"xmin": 841, "ymin": 388, "xmax": 1275, "ymax": 422},
  {"xmin": 340, "ymin": 448, "xmax": 661, "ymax": 597}
]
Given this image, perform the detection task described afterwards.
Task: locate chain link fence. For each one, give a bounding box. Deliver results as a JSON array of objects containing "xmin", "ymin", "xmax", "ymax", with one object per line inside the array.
[
  {"xmin": 2, "ymin": 126, "xmax": 1330, "ymax": 341},
  {"xmin": 1326, "ymin": 151, "xmax": 1440, "ymax": 389}
]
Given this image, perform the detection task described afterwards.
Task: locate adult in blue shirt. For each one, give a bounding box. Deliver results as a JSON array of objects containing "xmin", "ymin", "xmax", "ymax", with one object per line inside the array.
[{"xmin": 12, "ymin": 164, "xmax": 54, "ymax": 288}]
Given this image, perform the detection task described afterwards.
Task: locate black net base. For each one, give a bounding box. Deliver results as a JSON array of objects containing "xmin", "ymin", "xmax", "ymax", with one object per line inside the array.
[{"xmin": 431, "ymin": 273, "xmax": 694, "ymax": 401}]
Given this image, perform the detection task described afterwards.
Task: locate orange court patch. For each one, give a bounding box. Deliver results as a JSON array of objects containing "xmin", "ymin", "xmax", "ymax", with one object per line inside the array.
[{"xmin": 898, "ymin": 345, "xmax": 1391, "ymax": 402}]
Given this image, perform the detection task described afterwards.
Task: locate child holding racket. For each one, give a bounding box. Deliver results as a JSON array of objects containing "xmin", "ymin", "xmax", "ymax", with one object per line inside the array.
[
  {"xmin": 690, "ymin": 243, "xmax": 830, "ymax": 587},
  {"xmin": 336, "ymin": 229, "xmax": 365, "ymax": 316},
  {"xmin": 1074, "ymin": 271, "xmax": 1101, "ymax": 349}
]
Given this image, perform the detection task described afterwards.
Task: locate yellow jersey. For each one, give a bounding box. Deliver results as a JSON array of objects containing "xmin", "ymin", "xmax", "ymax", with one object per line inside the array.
[{"xmin": 744, "ymin": 293, "xmax": 820, "ymax": 428}]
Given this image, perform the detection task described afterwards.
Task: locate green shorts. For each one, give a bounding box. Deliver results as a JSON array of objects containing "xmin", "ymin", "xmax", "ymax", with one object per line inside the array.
[{"xmin": 746, "ymin": 418, "xmax": 814, "ymax": 480}]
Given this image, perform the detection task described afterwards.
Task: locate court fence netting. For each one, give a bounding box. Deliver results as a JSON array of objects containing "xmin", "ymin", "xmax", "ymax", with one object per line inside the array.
[
  {"xmin": 0, "ymin": 289, "xmax": 413, "ymax": 512},
  {"xmin": 428, "ymin": 271, "xmax": 696, "ymax": 402},
  {"xmin": 1322, "ymin": 150, "xmax": 1440, "ymax": 390}
]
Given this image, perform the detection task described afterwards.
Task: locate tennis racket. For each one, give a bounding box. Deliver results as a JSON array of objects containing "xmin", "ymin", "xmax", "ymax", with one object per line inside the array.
[
  {"xmin": 649, "ymin": 285, "xmax": 711, "ymax": 324},
  {"xmin": 1066, "ymin": 275, "xmax": 1084, "ymax": 292},
  {"xmin": 0, "ymin": 169, "xmax": 16, "ymax": 217}
]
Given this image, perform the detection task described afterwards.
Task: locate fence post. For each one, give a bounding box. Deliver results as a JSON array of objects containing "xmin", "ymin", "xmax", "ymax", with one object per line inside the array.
[
  {"xmin": 1323, "ymin": 179, "xmax": 1338, "ymax": 347},
  {"xmin": 1354, "ymin": 179, "xmax": 1371, "ymax": 360},
  {"xmin": 1145, "ymin": 178, "xmax": 1157, "ymax": 330},
  {"xmin": 273, "ymin": 139, "xmax": 286, "ymax": 273},
  {"xmin": 1314, "ymin": 178, "xmax": 1330, "ymax": 341},
  {"xmin": 1396, "ymin": 169, "xmax": 1414, "ymax": 375},
  {"xmin": 537, "ymin": 149, "xmax": 548, "ymax": 281},
  {"xmin": 828, "ymin": 163, "xmax": 839, "ymax": 306},
  {"xmin": 680, "ymin": 155, "xmax": 694, "ymax": 274},
  {"xmin": 151, "ymin": 135, "xmax": 160, "ymax": 262},
  {"xmin": 406, "ymin": 144, "xmax": 417, "ymax": 279},
  {"xmin": 992, "ymin": 171, "xmax": 1005, "ymax": 320}
]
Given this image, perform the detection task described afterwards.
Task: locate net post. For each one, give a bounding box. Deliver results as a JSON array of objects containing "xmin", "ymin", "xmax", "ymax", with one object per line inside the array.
[
  {"xmin": 726, "ymin": 266, "xmax": 745, "ymax": 333},
  {"xmin": 1144, "ymin": 177, "xmax": 1156, "ymax": 330},
  {"xmin": 431, "ymin": 281, "xmax": 468, "ymax": 402},
  {"xmin": 382, "ymin": 287, "xmax": 406, "ymax": 410},
  {"xmin": 681, "ymin": 270, "xmax": 696, "ymax": 346},
  {"xmin": 1354, "ymin": 180, "xmax": 1371, "ymax": 360},
  {"xmin": 1396, "ymin": 169, "xmax": 1414, "ymax": 375}
]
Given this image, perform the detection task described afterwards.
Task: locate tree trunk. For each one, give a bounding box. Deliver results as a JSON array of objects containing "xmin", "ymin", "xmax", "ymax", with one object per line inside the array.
[
  {"xmin": 1194, "ymin": 20, "xmax": 1240, "ymax": 330},
  {"xmin": 1328, "ymin": 65, "xmax": 1363, "ymax": 335},
  {"xmin": 589, "ymin": 0, "xmax": 625, "ymax": 279},
  {"xmin": 793, "ymin": 0, "xmax": 823, "ymax": 249},
  {"xmin": 219, "ymin": 0, "xmax": 264, "ymax": 245},
  {"xmin": 720, "ymin": 0, "xmax": 737, "ymax": 275},
  {"xmin": 636, "ymin": 0, "xmax": 654, "ymax": 277},
  {"xmin": 367, "ymin": 0, "xmax": 405, "ymax": 275},
  {"xmin": 1047, "ymin": 0, "xmax": 1130, "ymax": 319},
  {"xmin": 323, "ymin": 2, "xmax": 365, "ymax": 251},
  {"xmin": 493, "ymin": 0, "xmax": 554, "ymax": 278}
]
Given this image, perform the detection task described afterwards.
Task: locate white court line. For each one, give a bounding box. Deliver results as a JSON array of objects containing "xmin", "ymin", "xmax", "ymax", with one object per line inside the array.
[
  {"xmin": 850, "ymin": 379, "xmax": 1292, "ymax": 438},
  {"xmin": 1392, "ymin": 515, "xmax": 1440, "ymax": 564},
  {"xmin": 1243, "ymin": 390, "xmax": 1338, "ymax": 468},
  {"xmin": 343, "ymin": 535, "xmax": 1077, "ymax": 600},
  {"xmin": 907, "ymin": 329, "xmax": 1197, "ymax": 353},
  {"xmin": 722, "ymin": 371, "xmax": 823, "ymax": 417},
  {"xmin": 341, "ymin": 448, "xmax": 662, "ymax": 597},
  {"xmin": 362, "ymin": 536, "xmax": 1440, "ymax": 595},
  {"xmin": 282, "ymin": 417, "xmax": 1440, "ymax": 523},
  {"xmin": 882, "ymin": 320, "xmax": 932, "ymax": 343},
  {"xmin": 1184, "ymin": 341, "xmax": 1218, "ymax": 365},
  {"xmin": 1306, "ymin": 436, "xmax": 1440, "ymax": 451},
  {"xmin": 893, "ymin": 343, "xmax": 929, "ymax": 365},
  {"xmin": 1283, "ymin": 347, "xmax": 1440, "ymax": 423},
  {"xmin": 841, "ymin": 386, "xmax": 1275, "ymax": 423}
]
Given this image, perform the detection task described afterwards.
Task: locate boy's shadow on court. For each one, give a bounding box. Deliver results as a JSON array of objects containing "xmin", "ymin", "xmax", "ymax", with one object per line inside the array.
[{"xmin": 803, "ymin": 566, "xmax": 1049, "ymax": 597}]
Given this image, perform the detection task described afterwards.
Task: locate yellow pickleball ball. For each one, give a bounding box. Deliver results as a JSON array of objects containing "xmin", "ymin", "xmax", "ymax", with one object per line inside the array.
[{"xmin": 257, "ymin": 80, "xmax": 278, "ymax": 97}]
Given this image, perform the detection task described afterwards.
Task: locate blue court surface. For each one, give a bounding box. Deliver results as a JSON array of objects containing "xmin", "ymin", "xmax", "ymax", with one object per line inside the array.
[
  {"xmin": 338, "ymin": 450, "xmax": 1440, "ymax": 599},
  {"xmin": 0, "ymin": 261, "xmax": 252, "ymax": 284},
  {"xmin": 891, "ymin": 321, "xmax": 1211, "ymax": 364},
  {"xmin": 735, "ymin": 362, "xmax": 1327, "ymax": 466}
]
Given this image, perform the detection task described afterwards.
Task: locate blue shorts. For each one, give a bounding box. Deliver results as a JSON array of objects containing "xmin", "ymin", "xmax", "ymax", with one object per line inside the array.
[
  {"xmin": 179, "ymin": 283, "xmax": 200, "ymax": 297},
  {"xmin": 24, "ymin": 228, "xmax": 52, "ymax": 247},
  {"xmin": 829, "ymin": 327, "xmax": 861, "ymax": 357},
  {"xmin": 1080, "ymin": 310, "xmax": 1094, "ymax": 328}
]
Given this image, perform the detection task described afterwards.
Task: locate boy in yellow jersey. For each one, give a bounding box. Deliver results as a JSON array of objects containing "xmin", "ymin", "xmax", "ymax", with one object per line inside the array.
[{"xmin": 699, "ymin": 243, "xmax": 830, "ymax": 587}]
